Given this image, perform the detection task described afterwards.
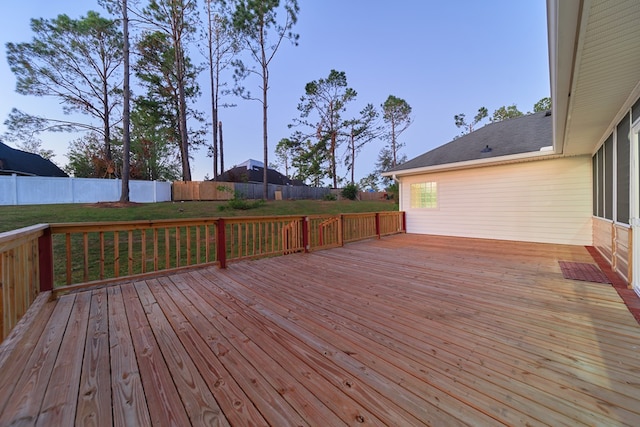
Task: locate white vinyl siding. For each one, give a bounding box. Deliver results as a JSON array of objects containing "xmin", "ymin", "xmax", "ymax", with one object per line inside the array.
[{"xmin": 399, "ymin": 156, "xmax": 592, "ymax": 245}]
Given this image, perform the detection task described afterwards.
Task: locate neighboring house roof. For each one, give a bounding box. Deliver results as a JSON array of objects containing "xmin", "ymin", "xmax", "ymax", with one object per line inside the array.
[
  {"xmin": 213, "ymin": 164, "xmax": 306, "ymax": 186},
  {"xmin": 0, "ymin": 141, "xmax": 68, "ymax": 177},
  {"xmin": 388, "ymin": 110, "xmax": 553, "ymax": 175}
]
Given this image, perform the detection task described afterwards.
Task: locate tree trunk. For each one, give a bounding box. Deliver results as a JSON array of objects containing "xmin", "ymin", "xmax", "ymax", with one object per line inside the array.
[
  {"xmin": 330, "ymin": 131, "xmax": 337, "ymax": 189},
  {"xmin": 263, "ymin": 79, "xmax": 268, "ymax": 199},
  {"xmin": 391, "ymin": 118, "xmax": 397, "ymax": 168},
  {"xmin": 207, "ymin": 1, "xmax": 218, "ymax": 178},
  {"xmin": 103, "ymin": 76, "xmax": 112, "ymax": 163},
  {"xmin": 175, "ymin": 43, "xmax": 191, "ymax": 181},
  {"xmin": 218, "ymin": 121, "xmax": 224, "ymax": 173},
  {"xmin": 212, "ymin": 108, "xmax": 218, "ymax": 177},
  {"xmin": 120, "ymin": 0, "xmax": 130, "ymax": 202},
  {"xmin": 261, "ymin": 24, "xmax": 268, "ymax": 200},
  {"xmin": 350, "ymin": 128, "xmax": 355, "ymax": 184}
]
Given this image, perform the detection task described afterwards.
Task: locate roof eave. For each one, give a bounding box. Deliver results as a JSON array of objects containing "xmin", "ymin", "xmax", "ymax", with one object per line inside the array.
[
  {"xmin": 382, "ymin": 149, "xmax": 561, "ymax": 178},
  {"xmin": 547, "ymin": 0, "xmax": 584, "ymax": 156}
]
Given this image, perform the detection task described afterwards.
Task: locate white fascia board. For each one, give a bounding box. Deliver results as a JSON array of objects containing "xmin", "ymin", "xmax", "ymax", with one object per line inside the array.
[
  {"xmin": 547, "ymin": 0, "xmax": 584, "ymax": 155},
  {"xmin": 381, "ymin": 150, "xmax": 561, "ymax": 178}
]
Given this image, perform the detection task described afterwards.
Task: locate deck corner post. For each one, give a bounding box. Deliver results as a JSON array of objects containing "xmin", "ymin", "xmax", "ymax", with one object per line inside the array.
[
  {"xmin": 402, "ymin": 211, "xmax": 407, "ymax": 233},
  {"xmin": 338, "ymin": 214, "xmax": 344, "ymax": 247},
  {"xmin": 38, "ymin": 226, "xmax": 54, "ymax": 292},
  {"xmin": 217, "ymin": 218, "xmax": 227, "ymax": 269},
  {"xmin": 302, "ymin": 216, "xmax": 310, "ymax": 253},
  {"xmin": 375, "ymin": 213, "xmax": 381, "ymax": 239}
]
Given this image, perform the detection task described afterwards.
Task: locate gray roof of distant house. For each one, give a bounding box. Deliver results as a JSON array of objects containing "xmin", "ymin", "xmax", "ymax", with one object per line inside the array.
[
  {"xmin": 0, "ymin": 141, "xmax": 68, "ymax": 177},
  {"xmin": 212, "ymin": 165, "xmax": 306, "ymax": 186},
  {"xmin": 388, "ymin": 110, "xmax": 553, "ymax": 173}
]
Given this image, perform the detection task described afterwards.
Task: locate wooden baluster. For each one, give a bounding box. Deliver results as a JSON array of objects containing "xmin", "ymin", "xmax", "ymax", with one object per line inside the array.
[
  {"xmin": 216, "ymin": 219, "xmax": 226, "ymax": 268},
  {"xmin": 83, "ymin": 232, "xmax": 89, "ymax": 282},
  {"xmin": 114, "ymin": 231, "xmax": 120, "ymax": 278}
]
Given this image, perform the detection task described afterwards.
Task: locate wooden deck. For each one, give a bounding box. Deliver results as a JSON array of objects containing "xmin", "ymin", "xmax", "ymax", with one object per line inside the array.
[{"xmin": 1, "ymin": 234, "xmax": 639, "ymax": 426}]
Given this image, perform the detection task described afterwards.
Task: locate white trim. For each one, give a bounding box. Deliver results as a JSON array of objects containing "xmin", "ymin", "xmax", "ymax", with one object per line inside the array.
[
  {"xmin": 547, "ymin": 0, "xmax": 583, "ymax": 154},
  {"xmin": 382, "ymin": 151, "xmax": 561, "ymax": 178},
  {"xmin": 631, "ymin": 121, "xmax": 640, "ymax": 294},
  {"xmin": 613, "ymin": 125, "xmax": 618, "ymax": 223}
]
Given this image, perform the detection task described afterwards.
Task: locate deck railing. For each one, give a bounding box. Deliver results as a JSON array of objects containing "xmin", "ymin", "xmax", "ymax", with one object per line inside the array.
[
  {"xmin": 0, "ymin": 224, "xmax": 52, "ymax": 340},
  {"xmin": 50, "ymin": 218, "xmax": 220, "ymax": 287},
  {"xmin": 0, "ymin": 211, "xmax": 404, "ymax": 341}
]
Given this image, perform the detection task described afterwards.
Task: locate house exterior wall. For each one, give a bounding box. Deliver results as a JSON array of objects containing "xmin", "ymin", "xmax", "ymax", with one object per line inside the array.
[{"xmin": 398, "ymin": 156, "xmax": 592, "ymax": 245}]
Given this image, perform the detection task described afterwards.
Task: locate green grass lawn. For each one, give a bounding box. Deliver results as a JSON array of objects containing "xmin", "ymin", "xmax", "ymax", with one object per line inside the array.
[{"xmin": 0, "ymin": 199, "xmax": 398, "ymax": 233}]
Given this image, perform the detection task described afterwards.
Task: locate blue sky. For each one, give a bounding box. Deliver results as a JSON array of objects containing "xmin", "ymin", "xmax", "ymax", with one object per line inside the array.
[{"xmin": 0, "ymin": 1, "xmax": 549, "ymax": 183}]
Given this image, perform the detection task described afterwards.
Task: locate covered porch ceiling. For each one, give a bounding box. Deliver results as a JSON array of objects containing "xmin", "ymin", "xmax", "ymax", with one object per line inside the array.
[{"xmin": 550, "ymin": 0, "xmax": 640, "ymax": 156}]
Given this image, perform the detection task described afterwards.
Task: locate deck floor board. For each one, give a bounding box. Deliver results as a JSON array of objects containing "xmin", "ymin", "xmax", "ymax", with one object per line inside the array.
[{"xmin": 1, "ymin": 234, "xmax": 640, "ymax": 426}]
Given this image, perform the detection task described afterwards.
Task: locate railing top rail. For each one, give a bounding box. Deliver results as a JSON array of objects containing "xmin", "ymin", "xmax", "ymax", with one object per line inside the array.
[
  {"xmin": 50, "ymin": 217, "xmax": 220, "ymax": 233},
  {"xmin": 44, "ymin": 212, "xmax": 402, "ymax": 234},
  {"xmin": 49, "ymin": 214, "xmax": 318, "ymax": 232},
  {"xmin": 340, "ymin": 212, "xmax": 380, "ymax": 217},
  {"xmin": 0, "ymin": 223, "xmax": 48, "ymax": 252},
  {"xmin": 223, "ymin": 215, "xmax": 307, "ymax": 223}
]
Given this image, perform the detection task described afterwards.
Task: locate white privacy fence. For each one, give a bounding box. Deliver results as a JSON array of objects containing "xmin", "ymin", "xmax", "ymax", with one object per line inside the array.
[{"xmin": 0, "ymin": 175, "xmax": 172, "ymax": 205}]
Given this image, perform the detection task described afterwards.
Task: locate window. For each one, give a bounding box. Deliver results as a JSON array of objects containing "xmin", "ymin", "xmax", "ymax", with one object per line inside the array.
[
  {"xmin": 410, "ymin": 182, "xmax": 438, "ymax": 208},
  {"xmin": 604, "ymin": 134, "xmax": 613, "ymax": 220}
]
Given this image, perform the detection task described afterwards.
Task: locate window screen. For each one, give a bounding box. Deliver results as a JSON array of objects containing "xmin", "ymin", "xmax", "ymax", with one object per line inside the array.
[
  {"xmin": 597, "ymin": 146, "xmax": 604, "ymax": 218},
  {"xmin": 632, "ymin": 97, "xmax": 640, "ymax": 124},
  {"xmin": 592, "ymin": 155, "xmax": 598, "ymax": 216},
  {"xmin": 617, "ymin": 114, "xmax": 630, "ymax": 223},
  {"xmin": 604, "ymin": 135, "xmax": 613, "ymax": 220}
]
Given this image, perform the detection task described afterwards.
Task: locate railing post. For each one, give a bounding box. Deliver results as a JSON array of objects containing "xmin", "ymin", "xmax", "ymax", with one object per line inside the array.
[
  {"xmin": 338, "ymin": 214, "xmax": 344, "ymax": 247},
  {"xmin": 38, "ymin": 227, "xmax": 54, "ymax": 292},
  {"xmin": 402, "ymin": 211, "xmax": 407, "ymax": 233},
  {"xmin": 375, "ymin": 213, "xmax": 381, "ymax": 239},
  {"xmin": 216, "ymin": 218, "xmax": 227, "ymax": 269},
  {"xmin": 302, "ymin": 216, "xmax": 310, "ymax": 253}
]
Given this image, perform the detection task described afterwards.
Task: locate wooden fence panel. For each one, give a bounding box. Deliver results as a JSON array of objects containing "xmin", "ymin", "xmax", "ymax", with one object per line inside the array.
[
  {"xmin": 199, "ymin": 182, "xmax": 234, "ymax": 200},
  {"xmin": 173, "ymin": 181, "xmax": 332, "ymax": 201},
  {"xmin": 172, "ymin": 182, "xmax": 200, "ymax": 201},
  {"xmin": 358, "ymin": 191, "xmax": 389, "ymax": 201}
]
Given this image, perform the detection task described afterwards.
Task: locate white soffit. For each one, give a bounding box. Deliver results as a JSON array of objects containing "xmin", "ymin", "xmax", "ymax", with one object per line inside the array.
[{"xmin": 562, "ymin": 0, "xmax": 640, "ymax": 155}]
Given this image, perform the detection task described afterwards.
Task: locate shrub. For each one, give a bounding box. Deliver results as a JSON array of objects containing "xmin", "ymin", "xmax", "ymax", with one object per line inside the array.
[
  {"xmin": 386, "ymin": 182, "xmax": 398, "ymax": 200},
  {"xmin": 218, "ymin": 190, "xmax": 265, "ymax": 211},
  {"xmin": 341, "ymin": 183, "xmax": 359, "ymax": 200},
  {"xmin": 323, "ymin": 192, "xmax": 337, "ymax": 201},
  {"xmin": 227, "ymin": 198, "xmax": 265, "ymax": 210}
]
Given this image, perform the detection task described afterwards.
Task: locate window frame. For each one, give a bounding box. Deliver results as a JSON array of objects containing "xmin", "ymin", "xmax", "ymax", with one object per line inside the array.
[{"xmin": 410, "ymin": 181, "xmax": 439, "ymax": 209}]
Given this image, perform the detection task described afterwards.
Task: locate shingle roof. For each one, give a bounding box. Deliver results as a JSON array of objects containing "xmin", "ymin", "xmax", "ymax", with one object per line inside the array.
[
  {"xmin": 388, "ymin": 110, "xmax": 553, "ymax": 173},
  {"xmin": 212, "ymin": 165, "xmax": 306, "ymax": 186},
  {"xmin": 0, "ymin": 141, "xmax": 68, "ymax": 177}
]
